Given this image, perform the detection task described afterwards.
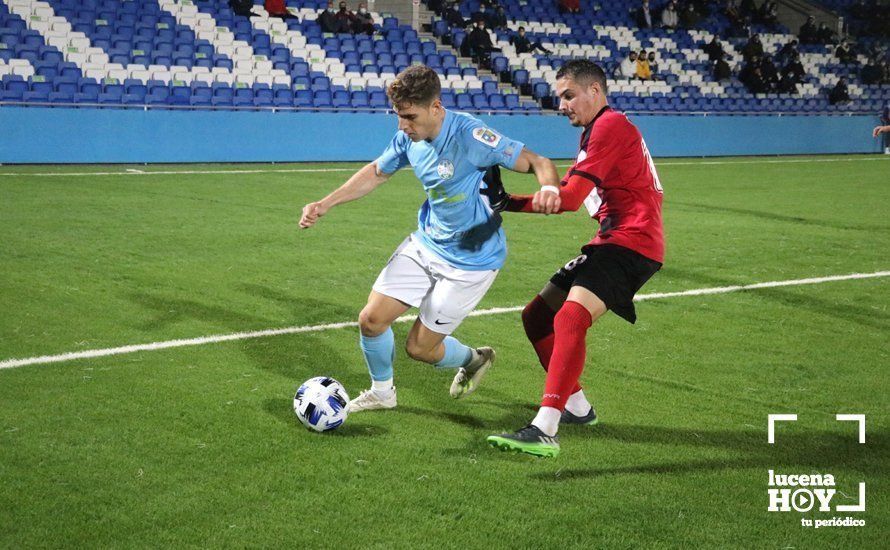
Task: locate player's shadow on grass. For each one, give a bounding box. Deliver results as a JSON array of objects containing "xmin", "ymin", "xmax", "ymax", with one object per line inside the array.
[
  {"xmin": 670, "ymin": 201, "xmax": 890, "ymax": 232},
  {"xmin": 130, "ymin": 291, "xmax": 270, "ymax": 333},
  {"xmin": 129, "ymin": 291, "xmax": 355, "ymax": 379},
  {"xmin": 528, "ymin": 423, "xmax": 888, "ymax": 481},
  {"xmin": 237, "ymin": 284, "xmax": 357, "ymax": 326},
  {"xmin": 261, "ymin": 397, "xmax": 388, "ymax": 438},
  {"xmin": 398, "ymin": 405, "xmax": 490, "ymax": 429},
  {"xmin": 656, "ymin": 265, "xmax": 744, "ymax": 289},
  {"xmin": 644, "ymin": 266, "xmax": 889, "ymax": 330},
  {"xmin": 752, "ymin": 287, "xmax": 890, "ymax": 331}
]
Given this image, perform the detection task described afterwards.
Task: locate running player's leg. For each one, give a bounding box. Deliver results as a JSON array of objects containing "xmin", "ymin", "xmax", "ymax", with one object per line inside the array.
[
  {"xmin": 522, "ymin": 254, "xmax": 592, "ymax": 418},
  {"xmin": 405, "ymin": 265, "xmax": 499, "ymax": 398},
  {"xmin": 349, "ymin": 237, "xmax": 433, "ymax": 413},
  {"xmin": 530, "ymin": 286, "xmax": 607, "ymax": 436},
  {"xmin": 486, "ymin": 287, "xmax": 606, "ymax": 458},
  {"xmin": 489, "ymin": 245, "xmax": 661, "ymax": 456},
  {"xmin": 349, "ymin": 291, "xmax": 410, "ymax": 413}
]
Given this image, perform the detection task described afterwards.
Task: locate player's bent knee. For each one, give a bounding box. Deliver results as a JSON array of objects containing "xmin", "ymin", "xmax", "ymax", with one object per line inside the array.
[{"xmin": 358, "ymin": 307, "xmax": 389, "ymax": 337}]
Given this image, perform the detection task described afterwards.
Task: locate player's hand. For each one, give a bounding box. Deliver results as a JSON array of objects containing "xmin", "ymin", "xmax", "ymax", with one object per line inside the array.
[
  {"xmin": 532, "ymin": 188, "xmax": 561, "ymax": 215},
  {"xmin": 874, "ymin": 125, "xmax": 886, "ymax": 138},
  {"xmin": 299, "ymin": 201, "xmax": 328, "ymax": 229}
]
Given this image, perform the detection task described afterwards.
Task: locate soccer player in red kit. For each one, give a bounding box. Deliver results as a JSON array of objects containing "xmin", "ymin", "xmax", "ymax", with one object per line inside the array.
[{"xmin": 485, "ymin": 60, "xmax": 664, "ymax": 457}]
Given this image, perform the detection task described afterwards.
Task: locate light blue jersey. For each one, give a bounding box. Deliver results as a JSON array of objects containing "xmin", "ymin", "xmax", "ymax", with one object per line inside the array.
[{"xmin": 375, "ymin": 109, "xmax": 524, "ymax": 271}]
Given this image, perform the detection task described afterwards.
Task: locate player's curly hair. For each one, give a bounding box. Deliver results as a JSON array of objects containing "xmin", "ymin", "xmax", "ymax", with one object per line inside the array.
[
  {"xmin": 387, "ymin": 65, "xmax": 441, "ymax": 109},
  {"xmin": 556, "ymin": 59, "xmax": 609, "ymax": 94}
]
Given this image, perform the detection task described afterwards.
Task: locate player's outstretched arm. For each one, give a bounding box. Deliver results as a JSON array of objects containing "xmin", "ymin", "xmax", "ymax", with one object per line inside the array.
[
  {"xmin": 873, "ymin": 125, "xmax": 890, "ymax": 137},
  {"xmin": 299, "ymin": 162, "xmax": 391, "ymax": 229},
  {"xmin": 507, "ymin": 148, "xmax": 561, "ymax": 214}
]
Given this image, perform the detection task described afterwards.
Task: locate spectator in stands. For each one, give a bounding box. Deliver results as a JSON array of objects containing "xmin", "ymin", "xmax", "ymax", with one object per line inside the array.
[
  {"xmin": 759, "ymin": 1, "xmax": 779, "ymax": 29},
  {"xmin": 739, "ymin": 0, "xmax": 757, "ymax": 19},
  {"xmin": 466, "ymin": 20, "xmax": 498, "ymax": 65},
  {"xmin": 777, "ymin": 38, "xmax": 798, "ymax": 65},
  {"xmin": 471, "ymin": 5, "xmax": 486, "ymax": 24},
  {"xmin": 511, "ymin": 27, "xmax": 552, "ymax": 55},
  {"xmin": 816, "ymin": 22, "xmax": 836, "ymax": 45},
  {"xmin": 759, "ymin": 56, "xmax": 779, "ymax": 90},
  {"xmin": 725, "ymin": 0, "xmax": 747, "ymax": 35},
  {"xmin": 558, "ymin": 0, "xmax": 581, "ymax": 15},
  {"xmin": 704, "ymin": 36, "xmax": 724, "ymax": 62},
  {"xmin": 661, "ymin": 1, "xmax": 679, "ymax": 29},
  {"xmin": 782, "ymin": 52, "xmax": 806, "ymax": 85},
  {"xmin": 851, "ymin": 0, "xmax": 870, "ymax": 20},
  {"xmin": 319, "ymin": 1, "xmax": 341, "ymax": 33},
  {"xmin": 265, "ymin": 0, "xmax": 298, "ymax": 19},
  {"xmin": 739, "ymin": 55, "xmax": 757, "ymax": 87},
  {"xmin": 230, "ymin": 0, "xmax": 259, "ymax": 18},
  {"xmin": 647, "ymin": 51, "xmax": 660, "ymax": 79},
  {"xmin": 742, "ymin": 34, "xmax": 764, "ymax": 63},
  {"xmin": 636, "ymin": 49, "xmax": 652, "ymax": 80},
  {"xmin": 680, "ymin": 3, "xmax": 700, "ymax": 29},
  {"xmin": 861, "ymin": 56, "xmax": 886, "ymax": 84},
  {"xmin": 829, "ymin": 77, "xmax": 851, "ymax": 104},
  {"xmin": 620, "ymin": 51, "xmax": 639, "ymax": 79},
  {"xmin": 335, "ymin": 1, "xmax": 356, "ymax": 32},
  {"xmin": 799, "ymin": 15, "xmax": 818, "ymax": 45},
  {"xmin": 876, "ymin": 104, "xmax": 890, "ymax": 154},
  {"xmin": 428, "ymin": 0, "xmax": 445, "ymax": 16},
  {"xmin": 713, "ymin": 53, "xmax": 732, "ymax": 81},
  {"xmin": 636, "ymin": 0, "xmax": 654, "ymax": 30},
  {"xmin": 353, "ymin": 2, "xmax": 374, "ymax": 35},
  {"xmin": 743, "ymin": 65, "xmax": 769, "ymax": 94},
  {"xmin": 446, "ymin": 2, "xmax": 467, "ymax": 28},
  {"xmin": 777, "ymin": 72, "xmax": 798, "ymax": 94},
  {"xmin": 491, "ymin": 6, "xmax": 508, "ymax": 30},
  {"xmin": 835, "ymin": 40, "xmax": 855, "ymax": 64}
]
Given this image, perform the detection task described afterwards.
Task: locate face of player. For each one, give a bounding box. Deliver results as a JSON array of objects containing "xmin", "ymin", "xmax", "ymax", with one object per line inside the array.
[
  {"xmin": 394, "ymin": 100, "xmax": 445, "ymax": 142},
  {"xmin": 555, "ymin": 76, "xmax": 603, "ymax": 128}
]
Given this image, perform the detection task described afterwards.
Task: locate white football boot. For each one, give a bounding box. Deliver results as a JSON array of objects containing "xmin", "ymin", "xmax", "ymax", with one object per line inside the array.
[
  {"xmin": 450, "ymin": 347, "xmax": 496, "ymax": 399},
  {"xmin": 346, "ymin": 387, "xmax": 397, "ymax": 413}
]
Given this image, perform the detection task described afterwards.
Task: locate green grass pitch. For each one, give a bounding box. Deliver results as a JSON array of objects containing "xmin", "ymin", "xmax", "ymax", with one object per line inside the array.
[{"xmin": 0, "ymin": 155, "xmax": 888, "ymax": 548}]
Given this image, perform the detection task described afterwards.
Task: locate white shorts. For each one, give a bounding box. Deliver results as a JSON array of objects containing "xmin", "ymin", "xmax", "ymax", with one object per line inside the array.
[{"xmin": 372, "ymin": 235, "xmax": 499, "ymax": 335}]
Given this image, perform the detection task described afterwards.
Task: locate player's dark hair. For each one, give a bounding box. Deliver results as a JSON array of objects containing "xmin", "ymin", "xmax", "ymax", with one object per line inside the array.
[
  {"xmin": 556, "ymin": 59, "xmax": 608, "ymax": 95},
  {"xmin": 387, "ymin": 65, "xmax": 441, "ymax": 109}
]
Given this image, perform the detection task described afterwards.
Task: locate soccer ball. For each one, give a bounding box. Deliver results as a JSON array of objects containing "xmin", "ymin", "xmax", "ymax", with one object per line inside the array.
[{"xmin": 293, "ymin": 376, "xmax": 349, "ymax": 432}]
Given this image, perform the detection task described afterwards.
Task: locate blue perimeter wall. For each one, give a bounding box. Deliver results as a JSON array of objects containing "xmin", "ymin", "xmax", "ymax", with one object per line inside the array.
[{"xmin": 0, "ymin": 106, "xmax": 883, "ymax": 163}]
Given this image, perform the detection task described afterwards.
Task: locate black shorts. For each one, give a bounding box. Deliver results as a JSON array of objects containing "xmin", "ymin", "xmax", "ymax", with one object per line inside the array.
[{"xmin": 549, "ymin": 244, "xmax": 662, "ymax": 324}]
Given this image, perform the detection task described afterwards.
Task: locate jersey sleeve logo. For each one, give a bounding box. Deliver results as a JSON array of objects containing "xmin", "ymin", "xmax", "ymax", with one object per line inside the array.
[{"xmin": 472, "ymin": 127, "xmax": 502, "ymax": 148}]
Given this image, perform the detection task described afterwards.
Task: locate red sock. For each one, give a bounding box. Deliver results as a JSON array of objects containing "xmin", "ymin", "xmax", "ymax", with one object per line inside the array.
[
  {"xmin": 541, "ymin": 301, "xmax": 592, "ymax": 411},
  {"xmin": 522, "ymin": 295, "xmax": 582, "ymax": 393}
]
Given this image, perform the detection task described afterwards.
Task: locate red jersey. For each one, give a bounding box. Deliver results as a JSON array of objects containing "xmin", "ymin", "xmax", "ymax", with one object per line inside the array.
[
  {"xmin": 265, "ymin": 0, "xmax": 287, "ymax": 15},
  {"xmin": 558, "ymin": 106, "xmax": 664, "ymax": 263}
]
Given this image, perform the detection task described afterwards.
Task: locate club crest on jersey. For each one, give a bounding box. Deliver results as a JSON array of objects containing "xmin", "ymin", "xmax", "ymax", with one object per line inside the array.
[
  {"xmin": 473, "ymin": 127, "xmax": 502, "ymax": 147},
  {"xmin": 437, "ymin": 159, "xmax": 455, "ymax": 180}
]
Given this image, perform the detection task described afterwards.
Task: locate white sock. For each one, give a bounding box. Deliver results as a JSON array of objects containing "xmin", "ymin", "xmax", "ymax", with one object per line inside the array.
[
  {"xmin": 372, "ymin": 378, "xmax": 394, "ymax": 397},
  {"xmin": 531, "ymin": 406, "xmax": 561, "ymax": 437},
  {"xmin": 564, "ymin": 389, "xmax": 592, "ymax": 417}
]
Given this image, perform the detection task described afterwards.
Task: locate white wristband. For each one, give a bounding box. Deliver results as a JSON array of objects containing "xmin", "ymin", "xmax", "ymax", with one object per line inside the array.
[{"xmin": 541, "ymin": 185, "xmax": 561, "ymax": 195}]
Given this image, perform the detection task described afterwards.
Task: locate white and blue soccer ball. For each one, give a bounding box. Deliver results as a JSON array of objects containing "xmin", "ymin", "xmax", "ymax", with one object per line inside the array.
[{"xmin": 293, "ymin": 376, "xmax": 349, "ymax": 432}]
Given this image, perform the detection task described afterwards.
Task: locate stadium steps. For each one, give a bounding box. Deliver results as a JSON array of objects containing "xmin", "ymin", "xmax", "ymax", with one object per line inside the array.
[
  {"xmin": 777, "ymin": 0, "xmax": 841, "ymax": 35},
  {"xmin": 418, "ymin": 30, "xmax": 538, "ymax": 109}
]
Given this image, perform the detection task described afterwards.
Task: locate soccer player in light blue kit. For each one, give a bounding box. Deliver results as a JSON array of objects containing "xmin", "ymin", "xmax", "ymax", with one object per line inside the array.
[{"xmin": 300, "ymin": 65, "xmax": 560, "ymax": 412}]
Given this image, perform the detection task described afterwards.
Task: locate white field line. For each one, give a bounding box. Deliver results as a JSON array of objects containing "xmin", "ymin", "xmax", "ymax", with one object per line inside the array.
[
  {"xmin": 0, "ymin": 156, "xmax": 886, "ymax": 178},
  {"xmin": 1, "ymin": 270, "xmax": 888, "ymax": 371}
]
